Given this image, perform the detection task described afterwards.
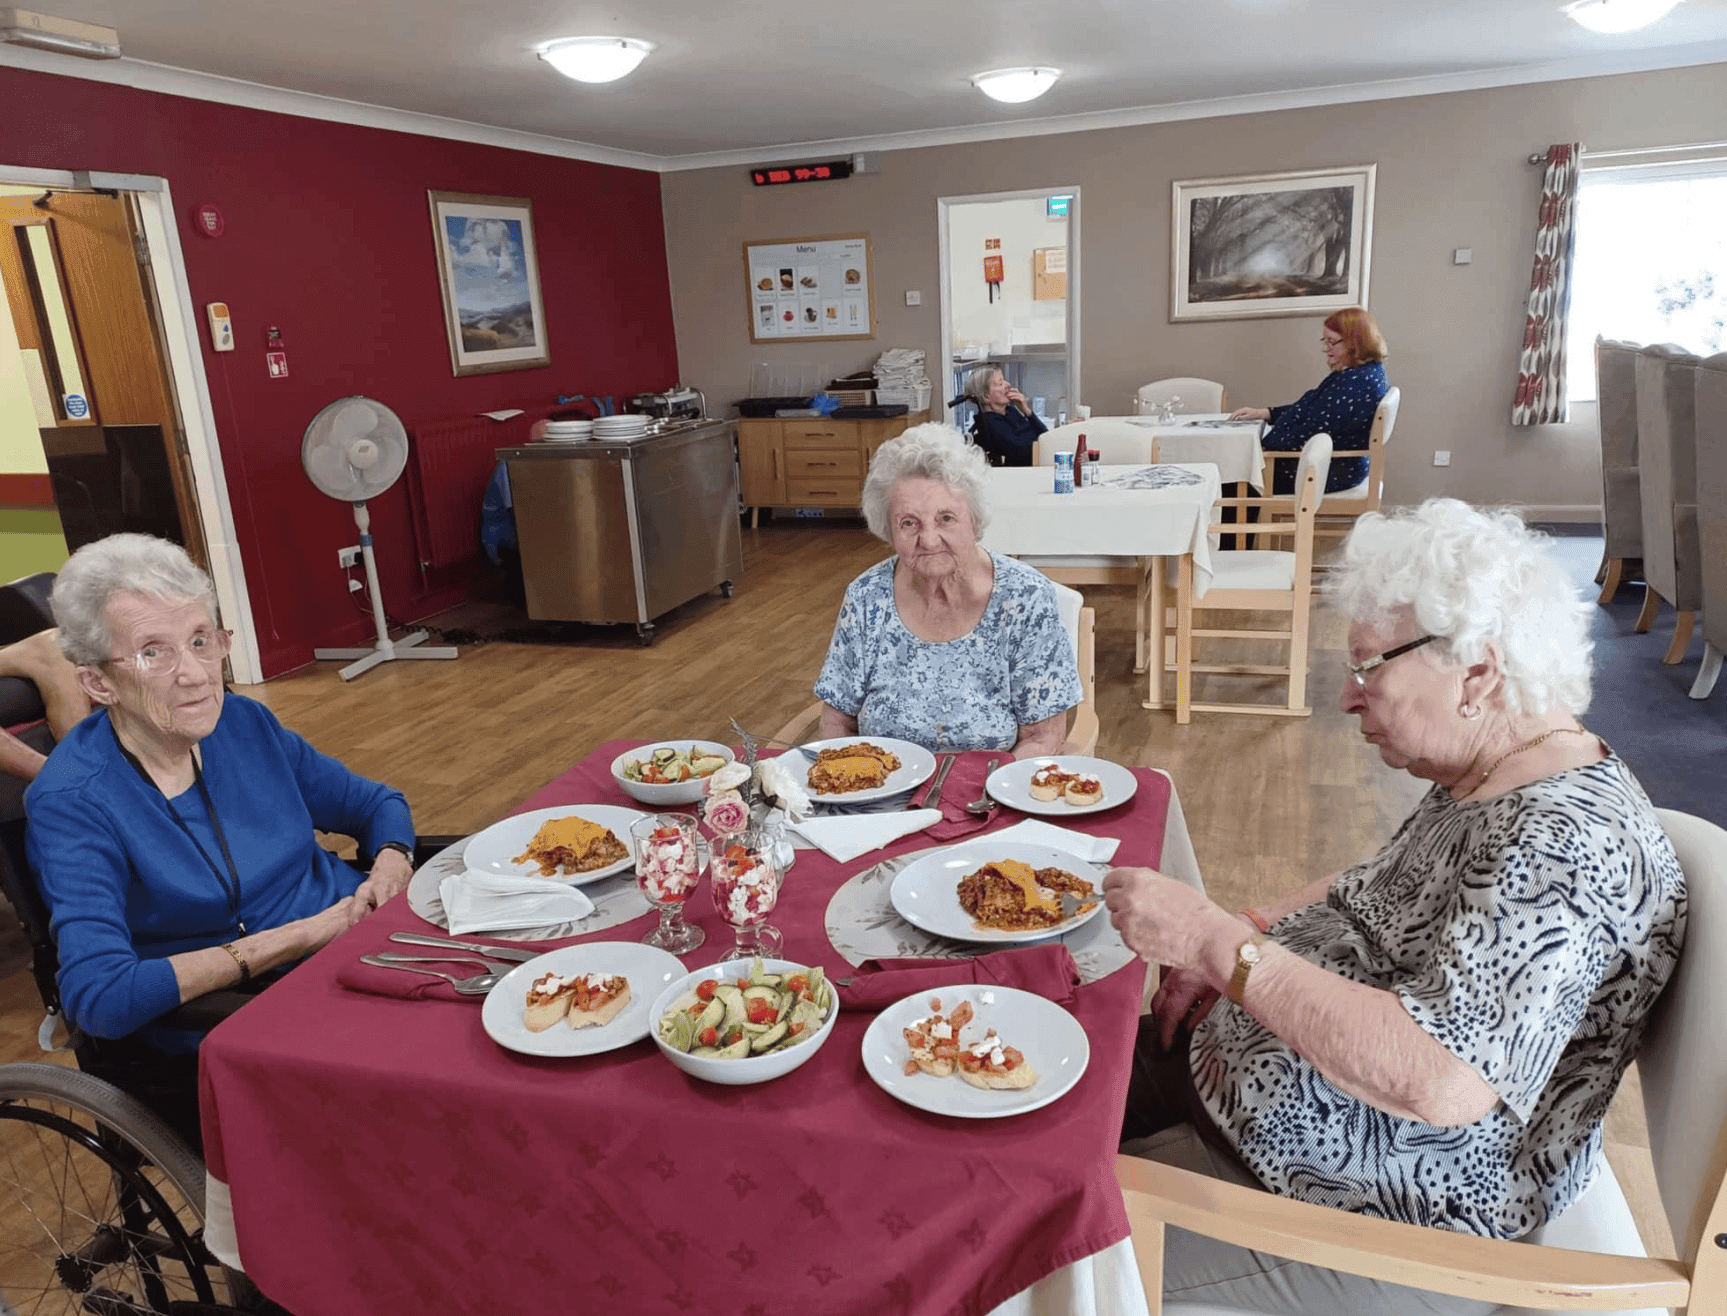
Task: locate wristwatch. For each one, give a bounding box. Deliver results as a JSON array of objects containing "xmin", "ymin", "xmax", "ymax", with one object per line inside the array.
[
  {"xmin": 1225, "ymin": 933, "xmax": 1268, "ymax": 1006},
  {"xmin": 375, "ymin": 841, "xmax": 413, "ymax": 863}
]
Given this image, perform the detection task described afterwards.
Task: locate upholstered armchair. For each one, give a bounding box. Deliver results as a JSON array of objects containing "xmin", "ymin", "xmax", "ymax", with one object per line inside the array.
[
  {"xmin": 1593, "ymin": 337, "xmax": 1643, "ymax": 605},
  {"xmin": 1691, "ymin": 352, "xmax": 1727, "ymax": 699},
  {"xmin": 1632, "ymin": 344, "xmax": 1703, "ymax": 664}
]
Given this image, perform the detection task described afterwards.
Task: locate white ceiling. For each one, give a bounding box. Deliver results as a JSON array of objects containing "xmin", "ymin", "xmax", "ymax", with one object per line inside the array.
[{"xmin": 10, "ymin": 0, "xmax": 1727, "ymax": 168}]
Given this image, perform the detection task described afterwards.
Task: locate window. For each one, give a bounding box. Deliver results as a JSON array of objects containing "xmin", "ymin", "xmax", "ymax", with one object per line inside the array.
[{"xmin": 1565, "ymin": 162, "xmax": 1727, "ymax": 403}]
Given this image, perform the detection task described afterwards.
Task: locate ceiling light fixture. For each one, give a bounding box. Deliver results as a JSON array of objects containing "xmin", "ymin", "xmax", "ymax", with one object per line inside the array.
[
  {"xmin": 538, "ymin": 36, "xmax": 654, "ymax": 84},
  {"xmin": 1561, "ymin": 0, "xmax": 1682, "ymax": 34},
  {"xmin": 0, "ymin": 8, "xmax": 121, "ymax": 59},
  {"xmin": 970, "ymin": 67, "xmax": 1062, "ymax": 104}
]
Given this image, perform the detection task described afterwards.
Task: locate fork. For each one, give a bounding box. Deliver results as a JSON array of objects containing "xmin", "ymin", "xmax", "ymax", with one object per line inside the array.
[
  {"xmin": 360, "ymin": 955, "xmax": 506, "ymax": 996},
  {"xmin": 369, "ymin": 951, "xmax": 517, "ymax": 974}
]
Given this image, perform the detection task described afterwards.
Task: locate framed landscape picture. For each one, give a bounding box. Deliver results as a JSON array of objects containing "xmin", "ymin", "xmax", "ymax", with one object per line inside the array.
[
  {"xmin": 1170, "ymin": 164, "xmax": 1375, "ymax": 322},
  {"xmin": 428, "ymin": 191, "xmax": 550, "ymax": 375}
]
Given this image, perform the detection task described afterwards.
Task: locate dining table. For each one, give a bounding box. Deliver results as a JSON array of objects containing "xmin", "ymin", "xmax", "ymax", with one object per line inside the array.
[
  {"xmin": 1040, "ymin": 415, "xmax": 1264, "ymax": 489},
  {"xmin": 198, "ymin": 740, "xmax": 1204, "ymax": 1316},
  {"xmin": 979, "ymin": 461, "xmax": 1224, "ymax": 703}
]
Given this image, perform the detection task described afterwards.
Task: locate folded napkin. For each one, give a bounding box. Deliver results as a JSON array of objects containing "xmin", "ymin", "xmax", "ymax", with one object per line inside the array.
[
  {"xmin": 986, "ymin": 819, "xmax": 1120, "ymax": 864},
  {"xmin": 439, "ymin": 871, "xmax": 594, "ymax": 936},
  {"xmin": 336, "ymin": 957, "xmax": 483, "ymax": 1002},
  {"xmin": 837, "ymin": 944, "xmax": 1081, "ymax": 1011},
  {"xmin": 910, "ymin": 751, "xmax": 1004, "ymax": 841},
  {"xmin": 791, "ymin": 809, "xmax": 941, "ymax": 863}
]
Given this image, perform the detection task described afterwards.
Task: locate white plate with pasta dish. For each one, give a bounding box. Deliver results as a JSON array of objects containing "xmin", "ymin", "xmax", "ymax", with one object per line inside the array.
[
  {"xmin": 462, "ymin": 805, "xmax": 647, "ymax": 886},
  {"xmin": 797, "ymin": 737, "xmax": 937, "ymax": 805},
  {"xmin": 888, "ymin": 842, "xmax": 1106, "ymax": 945}
]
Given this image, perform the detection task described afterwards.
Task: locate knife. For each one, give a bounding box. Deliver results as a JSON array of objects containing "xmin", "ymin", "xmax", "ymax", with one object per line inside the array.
[
  {"xmin": 920, "ymin": 754, "xmax": 959, "ymax": 811},
  {"xmin": 388, "ymin": 932, "xmax": 542, "ymax": 962}
]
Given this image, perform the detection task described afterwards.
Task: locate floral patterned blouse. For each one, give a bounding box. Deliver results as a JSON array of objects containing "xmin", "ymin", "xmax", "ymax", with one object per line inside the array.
[
  {"xmin": 814, "ymin": 553, "xmax": 1083, "ymax": 752},
  {"xmin": 1189, "ymin": 754, "xmax": 1686, "ymax": 1240}
]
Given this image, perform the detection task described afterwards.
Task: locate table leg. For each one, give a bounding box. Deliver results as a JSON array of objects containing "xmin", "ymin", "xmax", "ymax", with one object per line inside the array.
[
  {"xmin": 1176, "ymin": 554, "xmax": 1193, "ymax": 725},
  {"xmin": 1141, "ymin": 557, "xmax": 1165, "ymax": 707},
  {"xmin": 1133, "ymin": 556, "xmax": 1150, "ymax": 674}
]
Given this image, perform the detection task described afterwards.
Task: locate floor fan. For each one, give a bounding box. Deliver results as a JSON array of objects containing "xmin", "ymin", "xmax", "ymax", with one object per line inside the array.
[{"xmin": 303, "ymin": 396, "xmax": 458, "ymax": 681}]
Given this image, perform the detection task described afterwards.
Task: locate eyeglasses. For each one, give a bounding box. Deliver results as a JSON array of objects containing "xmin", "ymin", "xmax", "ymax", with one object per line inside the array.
[
  {"xmin": 1344, "ymin": 634, "xmax": 1436, "ymax": 688},
  {"xmin": 1321, "ymin": 335, "xmax": 1345, "ymax": 348},
  {"xmin": 107, "ymin": 628, "xmax": 232, "ymax": 677}
]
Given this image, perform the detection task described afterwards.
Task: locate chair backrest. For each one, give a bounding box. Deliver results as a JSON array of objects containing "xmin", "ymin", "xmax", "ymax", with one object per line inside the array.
[
  {"xmin": 1032, "ymin": 419, "xmax": 1160, "ymax": 466},
  {"xmin": 1041, "ymin": 578, "xmax": 1097, "ymax": 754},
  {"xmin": 1137, "ymin": 377, "xmax": 1227, "ymax": 414},
  {"xmin": 1693, "ymin": 353, "xmax": 1727, "ymax": 655},
  {"xmin": 1638, "ymin": 809, "xmax": 1727, "ymax": 1272},
  {"xmin": 1634, "ymin": 344, "xmax": 1702, "ymax": 606},
  {"xmin": 1293, "ymin": 433, "xmax": 1333, "ymax": 519},
  {"xmin": 1596, "ymin": 338, "xmax": 1645, "ymax": 559},
  {"xmin": 0, "ymin": 572, "xmax": 57, "ymax": 644}
]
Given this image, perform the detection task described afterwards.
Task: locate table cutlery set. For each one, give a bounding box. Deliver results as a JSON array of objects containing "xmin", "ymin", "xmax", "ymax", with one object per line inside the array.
[{"xmin": 355, "ymin": 933, "xmax": 546, "ymax": 998}]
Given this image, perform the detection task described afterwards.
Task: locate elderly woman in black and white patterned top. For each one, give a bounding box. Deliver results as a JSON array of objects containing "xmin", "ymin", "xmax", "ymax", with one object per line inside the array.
[{"xmin": 1102, "ymin": 498, "xmax": 1686, "ymax": 1316}]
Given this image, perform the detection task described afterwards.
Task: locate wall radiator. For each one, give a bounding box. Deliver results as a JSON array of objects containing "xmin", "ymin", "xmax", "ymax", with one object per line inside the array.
[{"xmin": 405, "ymin": 411, "xmax": 545, "ymax": 573}]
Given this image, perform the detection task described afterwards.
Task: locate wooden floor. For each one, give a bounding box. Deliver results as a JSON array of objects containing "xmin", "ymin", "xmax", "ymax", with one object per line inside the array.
[{"xmin": 0, "ymin": 519, "xmax": 1674, "ymax": 1259}]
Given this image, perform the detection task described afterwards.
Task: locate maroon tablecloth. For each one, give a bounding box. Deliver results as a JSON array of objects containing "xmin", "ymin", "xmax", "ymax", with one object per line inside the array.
[{"xmin": 200, "ymin": 740, "xmax": 1168, "ymax": 1316}]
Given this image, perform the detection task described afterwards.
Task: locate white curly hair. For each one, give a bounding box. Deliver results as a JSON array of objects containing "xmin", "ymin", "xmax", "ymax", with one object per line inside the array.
[
  {"xmin": 860, "ymin": 422, "xmax": 992, "ymax": 542},
  {"xmin": 1327, "ymin": 499, "xmax": 1593, "ymax": 716},
  {"xmin": 51, "ymin": 534, "xmax": 218, "ymax": 667}
]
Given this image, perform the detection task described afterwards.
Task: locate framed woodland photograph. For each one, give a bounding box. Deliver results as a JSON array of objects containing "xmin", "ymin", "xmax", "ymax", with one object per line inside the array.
[
  {"xmin": 1170, "ymin": 164, "xmax": 1375, "ymax": 322},
  {"xmin": 428, "ymin": 190, "xmax": 550, "ymax": 375}
]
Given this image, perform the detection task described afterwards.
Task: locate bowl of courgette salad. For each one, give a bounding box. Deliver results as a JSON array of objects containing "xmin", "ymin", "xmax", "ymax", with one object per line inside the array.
[
  {"xmin": 611, "ymin": 740, "xmax": 735, "ymax": 806},
  {"xmin": 652, "ymin": 957, "xmax": 838, "ymax": 1085}
]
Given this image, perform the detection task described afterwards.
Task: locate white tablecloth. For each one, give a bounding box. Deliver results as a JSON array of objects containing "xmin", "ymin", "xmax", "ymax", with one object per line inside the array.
[
  {"xmin": 1043, "ymin": 415, "xmax": 1262, "ymax": 488},
  {"xmin": 981, "ymin": 462, "xmax": 1224, "ymax": 597}
]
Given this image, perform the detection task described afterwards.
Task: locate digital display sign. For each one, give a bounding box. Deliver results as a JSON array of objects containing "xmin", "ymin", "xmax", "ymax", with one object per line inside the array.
[{"xmin": 750, "ymin": 159, "xmax": 855, "ymax": 187}]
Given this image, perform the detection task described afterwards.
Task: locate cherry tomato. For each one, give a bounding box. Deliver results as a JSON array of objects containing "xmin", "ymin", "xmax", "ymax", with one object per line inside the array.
[
  {"xmin": 695, "ymin": 979, "xmax": 718, "ymax": 1002},
  {"xmin": 745, "ymin": 998, "xmax": 777, "ymax": 1024},
  {"xmin": 786, "ymin": 973, "xmax": 809, "ymax": 995},
  {"xmin": 699, "ymin": 1026, "xmax": 717, "ymax": 1047}
]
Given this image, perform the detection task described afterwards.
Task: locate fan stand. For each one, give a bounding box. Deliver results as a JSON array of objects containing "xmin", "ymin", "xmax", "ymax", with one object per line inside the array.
[{"xmin": 313, "ymin": 501, "xmax": 458, "ymax": 681}]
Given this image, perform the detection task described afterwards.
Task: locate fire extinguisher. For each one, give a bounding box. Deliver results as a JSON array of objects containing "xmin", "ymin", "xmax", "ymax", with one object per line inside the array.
[{"xmin": 983, "ymin": 253, "xmax": 1003, "ymax": 303}]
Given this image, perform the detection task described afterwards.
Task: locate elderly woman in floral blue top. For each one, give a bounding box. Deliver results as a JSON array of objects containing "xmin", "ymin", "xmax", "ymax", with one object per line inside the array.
[
  {"xmin": 814, "ymin": 423, "xmax": 1082, "ymax": 755},
  {"xmin": 1232, "ymin": 306, "xmax": 1390, "ymax": 496}
]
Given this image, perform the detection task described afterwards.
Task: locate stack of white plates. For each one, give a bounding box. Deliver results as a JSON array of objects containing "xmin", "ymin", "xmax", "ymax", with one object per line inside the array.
[
  {"xmin": 591, "ymin": 414, "xmax": 651, "ymax": 440},
  {"xmin": 542, "ymin": 420, "xmax": 594, "ymax": 444}
]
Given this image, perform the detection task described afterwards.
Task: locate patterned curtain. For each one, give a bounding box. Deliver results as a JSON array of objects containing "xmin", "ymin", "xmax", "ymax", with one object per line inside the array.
[{"xmin": 1512, "ymin": 143, "xmax": 1583, "ymax": 426}]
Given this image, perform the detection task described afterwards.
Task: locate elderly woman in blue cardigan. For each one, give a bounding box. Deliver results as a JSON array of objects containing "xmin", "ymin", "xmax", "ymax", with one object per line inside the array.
[
  {"xmin": 27, "ymin": 534, "xmax": 416, "ymax": 1141},
  {"xmin": 1232, "ymin": 307, "xmax": 1390, "ymax": 495}
]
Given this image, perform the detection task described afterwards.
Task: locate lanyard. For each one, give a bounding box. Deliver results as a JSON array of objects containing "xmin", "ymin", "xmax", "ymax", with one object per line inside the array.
[{"xmin": 114, "ymin": 727, "xmax": 247, "ymax": 936}]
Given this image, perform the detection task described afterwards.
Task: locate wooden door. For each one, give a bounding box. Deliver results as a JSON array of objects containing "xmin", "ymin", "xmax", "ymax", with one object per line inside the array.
[
  {"xmin": 0, "ymin": 189, "xmax": 208, "ymax": 566},
  {"xmin": 736, "ymin": 419, "xmax": 785, "ymax": 509}
]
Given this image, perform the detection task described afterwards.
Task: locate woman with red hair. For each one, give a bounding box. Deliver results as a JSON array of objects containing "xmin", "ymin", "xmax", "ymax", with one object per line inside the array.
[{"xmin": 1232, "ymin": 307, "xmax": 1389, "ymax": 495}]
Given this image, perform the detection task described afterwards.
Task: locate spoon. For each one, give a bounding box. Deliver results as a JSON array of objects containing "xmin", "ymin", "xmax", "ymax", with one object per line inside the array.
[
  {"xmin": 965, "ymin": 759, "xmax": 1001, "ymax": 816},
  {"xmin": 360, "ymin": 955, "xmax": 506, "ymax": 996}
]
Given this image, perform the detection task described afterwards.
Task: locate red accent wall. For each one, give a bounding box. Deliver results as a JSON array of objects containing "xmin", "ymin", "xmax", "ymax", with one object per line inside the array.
[{"xmin": 0, "ymin": 67, "xmax": 679, "ymax": 676}]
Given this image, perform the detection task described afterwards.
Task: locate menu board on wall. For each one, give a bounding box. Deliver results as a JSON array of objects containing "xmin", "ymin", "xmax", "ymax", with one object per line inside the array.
[{"xmin": 742, "ymin": 233, "xmax": 875, "ymax": 343}]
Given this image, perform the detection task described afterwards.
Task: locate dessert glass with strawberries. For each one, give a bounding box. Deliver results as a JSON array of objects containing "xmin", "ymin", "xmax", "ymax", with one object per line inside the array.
[
  {"xmin": 629, "ymin": 813, "xmax": 707, "ymax": 953},
  {"xmin": 709, "ymin": 828, "xmax": 784, "ymax": 959}
]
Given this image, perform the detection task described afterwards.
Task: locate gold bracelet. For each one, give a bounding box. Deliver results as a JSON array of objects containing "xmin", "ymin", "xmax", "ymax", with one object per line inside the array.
[{"xmin": 220, "ymin": 941, "xmax": 251, "ymax": 982}]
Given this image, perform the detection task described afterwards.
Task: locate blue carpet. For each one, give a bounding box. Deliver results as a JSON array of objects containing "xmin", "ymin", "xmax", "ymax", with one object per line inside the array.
[{"xmin": 1536, "ymin": 527, "xmax": 1725, "ymax": 829}]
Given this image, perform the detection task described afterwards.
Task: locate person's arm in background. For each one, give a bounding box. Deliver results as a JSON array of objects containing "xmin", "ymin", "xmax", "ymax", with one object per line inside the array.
[{"xmin": 0, "ymin": 727, "xmax": 48, "ymax": 781}]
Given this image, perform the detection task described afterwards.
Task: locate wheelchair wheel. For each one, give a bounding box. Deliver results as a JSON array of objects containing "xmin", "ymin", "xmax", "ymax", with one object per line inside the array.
[{"xmin": 0, "ymin": 1062, "xmax": 250, "ymax": 1314}]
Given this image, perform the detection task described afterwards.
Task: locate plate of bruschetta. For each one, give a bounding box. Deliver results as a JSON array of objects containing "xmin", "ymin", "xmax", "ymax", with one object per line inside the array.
[
  {"xmin": 481, "ymin": 942, "xmax": 686, "ymax": 1057},
  {"xmin": 859, "ymin": 984, "xmax": 1089, "ymax": 1118},
  {"xmin": 984, "ymin": 755, "xmax": 1137, "ymax": 817}
]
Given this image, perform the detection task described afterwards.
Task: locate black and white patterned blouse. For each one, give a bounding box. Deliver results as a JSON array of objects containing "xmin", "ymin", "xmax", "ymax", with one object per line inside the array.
[{"xmin": 1189, "ymin": 754, "xmax": 1686, "ymax": 1239}]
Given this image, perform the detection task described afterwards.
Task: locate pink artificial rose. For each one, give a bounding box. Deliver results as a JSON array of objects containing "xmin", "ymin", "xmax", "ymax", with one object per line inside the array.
[{"xmin": 704, "ymin": 789, "xmax": 750, "ymax": 836}]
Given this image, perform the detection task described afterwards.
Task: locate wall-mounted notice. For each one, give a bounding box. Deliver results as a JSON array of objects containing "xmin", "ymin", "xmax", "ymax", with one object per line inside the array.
[{"xmin": 743, "ymin": 232, "xmax": 876, "ymax": 343}]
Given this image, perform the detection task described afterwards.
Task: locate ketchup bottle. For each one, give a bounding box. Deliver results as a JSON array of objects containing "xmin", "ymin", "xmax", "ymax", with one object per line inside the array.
[{"xmin": 1073, "ymin": 432, "xmax": 1095, "ymax": 486}]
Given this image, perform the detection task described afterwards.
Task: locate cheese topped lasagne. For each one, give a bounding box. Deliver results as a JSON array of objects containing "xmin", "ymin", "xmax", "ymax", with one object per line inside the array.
[{"xmin": 513, "ymin": 816, "xmax": 627, "ymax": 877}]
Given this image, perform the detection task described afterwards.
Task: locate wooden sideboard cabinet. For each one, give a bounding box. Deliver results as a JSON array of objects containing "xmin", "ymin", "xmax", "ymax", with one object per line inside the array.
[{"xmin": 736, "ymin": 411, "xmax": 929, "ymax": 526}]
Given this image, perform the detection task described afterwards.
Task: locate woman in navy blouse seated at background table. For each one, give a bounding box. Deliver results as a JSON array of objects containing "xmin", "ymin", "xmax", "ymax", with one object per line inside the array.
[
  {"xmin": 965, "ymin": 365, "xmax": 1047, "ymax": 467},
  {"xmin": 1231, "ymin": 306, "xmax": 1389, "ymax": 495}
]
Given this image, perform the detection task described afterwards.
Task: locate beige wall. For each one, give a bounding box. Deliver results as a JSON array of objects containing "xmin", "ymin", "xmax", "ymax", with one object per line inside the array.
[{"xmin": 662, "ymin": 61, "xmax": 1727, "ymax": 518}]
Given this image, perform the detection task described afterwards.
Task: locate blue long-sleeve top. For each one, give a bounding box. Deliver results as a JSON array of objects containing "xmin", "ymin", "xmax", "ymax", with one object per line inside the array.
[
  {"xmin": 972, "ymin": 405, "xmax": 1048, "ymax": 467},
  {"xmin": 1262, "ymin": 360, "xmax": 1388, "ymax": 495},
  {"xmin": 25, "ymin": 693, "xmax": 413, "ymax": 1044}
]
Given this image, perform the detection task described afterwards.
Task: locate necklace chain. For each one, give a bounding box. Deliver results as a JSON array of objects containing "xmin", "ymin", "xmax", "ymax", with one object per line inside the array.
[{"xmin": 1458, "ymin": 726, "xmax": 1591, "ymax": 799}]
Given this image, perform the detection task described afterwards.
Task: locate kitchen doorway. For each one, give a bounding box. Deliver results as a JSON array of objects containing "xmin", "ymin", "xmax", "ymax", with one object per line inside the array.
[
  {"xmin": 0, "ymin": 168, "xmax": 259, "ymax": 681},
  {"xmin": 937, "ymin": 186, "xmax": 1081, "ymax": 434}
]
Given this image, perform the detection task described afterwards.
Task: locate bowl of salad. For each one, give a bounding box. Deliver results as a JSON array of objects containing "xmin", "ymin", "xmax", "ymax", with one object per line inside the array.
[
  {"xmin": 651, "ymin": 957, "xmax": 839, "ymax": 1086},
  {"xmin": 612, "ymin": 740, "xmax": 736, "ymax": 805}
]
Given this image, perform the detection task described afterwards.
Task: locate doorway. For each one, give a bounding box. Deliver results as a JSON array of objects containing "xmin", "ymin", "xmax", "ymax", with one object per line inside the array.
[
  {"xmin": 938, "ymin": 187, "xmax": 1081, "ymax": 434},
  {"xmin": 1, "ymin": 185, "xmax": 207, "ymax": 572}
]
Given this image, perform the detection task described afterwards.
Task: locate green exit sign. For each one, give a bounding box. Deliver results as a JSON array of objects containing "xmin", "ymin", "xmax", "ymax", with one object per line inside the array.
[{"xmin": 1047, "ymin": 194, "xmax": 1072, "ymax": 217}]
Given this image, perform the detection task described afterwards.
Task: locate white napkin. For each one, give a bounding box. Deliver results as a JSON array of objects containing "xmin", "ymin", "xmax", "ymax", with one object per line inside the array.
[
  {"xmin": 438, "ymin": 871, "xmax": 594, "ymax": 935},
  {"xmin": 790, "ymin": 809, "xmax": 942, "ymax": 863},
  {"xmin": 987, "ymin": 819, "xmax": 1121, "ymax": 864}
]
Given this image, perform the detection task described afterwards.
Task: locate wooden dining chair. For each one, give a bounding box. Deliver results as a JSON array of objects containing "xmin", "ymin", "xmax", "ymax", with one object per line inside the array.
[
  {"xmin": 1261, "ymin": 386, "xmax": 1399, "ymax": 551},
  {"xmin": 1148, "ymin": 434, "xmax": 1330, "ymax": 723},
  {"xmin": 770, "ymin": 584, "xmax": 1098, "ymax": 756},
  {"xmin": 1116, "ymin": 805, "xmax": 1727, "ymax": 1316},
  {"xmin": 1029, "ymin": 432, "xmax": 1162, "ymax": 466},
  {"xmin": 1137, "ymin": 378, "xmax": 1228, "ymax": 415}
]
